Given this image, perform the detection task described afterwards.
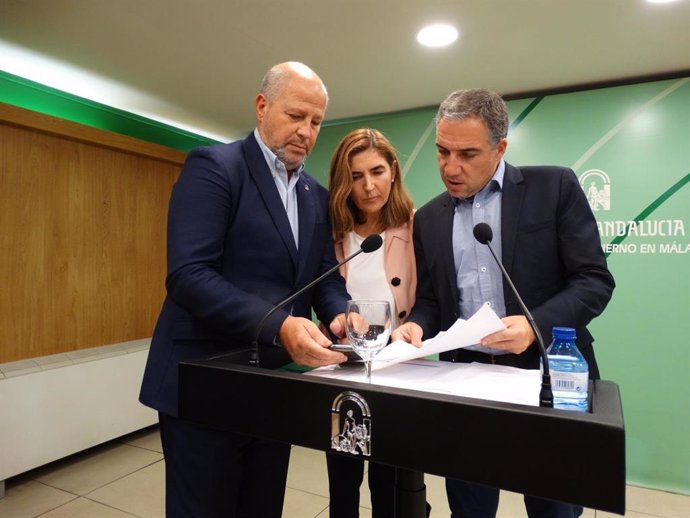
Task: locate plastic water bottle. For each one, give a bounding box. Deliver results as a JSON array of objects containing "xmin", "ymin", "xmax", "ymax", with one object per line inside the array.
[{"xmin": 546, "ymin": 327, "xmax": 589, "ymax": 412}]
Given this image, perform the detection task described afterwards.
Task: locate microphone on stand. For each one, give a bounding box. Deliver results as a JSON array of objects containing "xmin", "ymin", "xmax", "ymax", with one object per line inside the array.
[
  {"xmin": 250, "ymin": 234, "xmax": 383, "ymax": 367},
  {"xmin": 472, "ymin": 223, "xmax": 554, "ymax": 408}
]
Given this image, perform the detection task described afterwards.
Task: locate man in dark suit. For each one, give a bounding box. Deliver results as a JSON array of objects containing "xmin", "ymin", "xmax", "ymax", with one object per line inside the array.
[
  {"xmin": 139, "ymin": 61, "xmax": 350, "ymax": 518},
  {"xmin": 393, "ymin": 89, "xmax": 615, "ymax": 518}
]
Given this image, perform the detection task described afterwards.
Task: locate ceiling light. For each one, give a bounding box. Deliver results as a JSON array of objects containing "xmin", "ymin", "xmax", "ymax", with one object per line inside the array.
[
  {"xmin": 645, "ymin": 0, "xmax": 681, "ymax": 3},
  {"xmin": 416, "ymin": 24, "xmax": 458, "ymax": 48}
]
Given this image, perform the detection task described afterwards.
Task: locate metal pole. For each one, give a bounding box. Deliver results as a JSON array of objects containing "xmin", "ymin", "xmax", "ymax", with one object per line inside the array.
[{"xmin": 394, "ymin": 468, "xmax": 428, "ymax": 518}]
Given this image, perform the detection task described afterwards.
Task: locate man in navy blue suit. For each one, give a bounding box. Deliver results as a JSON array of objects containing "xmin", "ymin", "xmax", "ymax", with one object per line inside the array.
[
  {"xmin": 393, "ymin": 89, "xmax": 614, "ymax": 518},
  {"xmin": 140, "ymin": 61, "xmax": 350, "ymax": 518}
]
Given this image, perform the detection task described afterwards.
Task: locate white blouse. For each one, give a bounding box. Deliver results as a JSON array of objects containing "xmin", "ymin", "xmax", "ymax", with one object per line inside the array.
[{"xmin": 345, "ymin": 231, "xmax": 398, "ymax": 329}]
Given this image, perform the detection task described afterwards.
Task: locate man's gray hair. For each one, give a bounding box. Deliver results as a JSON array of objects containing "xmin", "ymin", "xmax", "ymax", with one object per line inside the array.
[
  {"xmin": 260, "ymin": 61, "xmax": 328, "ymax": 102},
  {"xmin": 260, "ymin": 66, "xmax": 289, "ymax": 102},
  {"xmin": 435, "ymin": 89, "xmax": 509, "ymax": 147}
]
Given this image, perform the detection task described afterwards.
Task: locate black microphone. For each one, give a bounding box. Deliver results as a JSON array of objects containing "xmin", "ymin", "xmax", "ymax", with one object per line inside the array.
[
  {"xmin": 473, "ymin": 222, "xmax": 554, "ymax": 408},
  {"xmin": 249, "ymin": 234, "xmax": 383, "ymax": 367}
]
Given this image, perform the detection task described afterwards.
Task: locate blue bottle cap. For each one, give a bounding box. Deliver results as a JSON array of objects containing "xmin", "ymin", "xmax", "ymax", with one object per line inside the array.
[{"xmin": 552, "ymin": 326, "xmax": 576, "ymax": 340}]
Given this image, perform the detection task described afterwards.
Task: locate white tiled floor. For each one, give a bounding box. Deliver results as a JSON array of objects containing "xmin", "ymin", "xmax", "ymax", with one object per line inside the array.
[{"xmin": 1, "ymin": 426, "xmax": 688, "ymax": 518}]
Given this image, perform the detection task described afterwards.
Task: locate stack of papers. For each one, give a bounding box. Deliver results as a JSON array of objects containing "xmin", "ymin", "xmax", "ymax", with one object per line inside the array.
[
  {"xmin": 308, "ymin": 303, "xmax": 541, "ymax": 406},
  {"xmin": 306, "ymin": 360, "xmax": 541, "ymax": 407}
]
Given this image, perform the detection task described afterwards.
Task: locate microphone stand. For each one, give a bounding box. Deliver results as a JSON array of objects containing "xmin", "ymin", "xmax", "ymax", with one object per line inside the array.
[{"xmin": 480, "ymin": 239, "xmax": 553, "ymax": 407}]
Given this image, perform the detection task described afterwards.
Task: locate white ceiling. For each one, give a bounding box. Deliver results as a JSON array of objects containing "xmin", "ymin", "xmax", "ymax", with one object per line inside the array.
[{"xmin": 1, "ymin": 0, "xmax": 689, "ymax": 141}]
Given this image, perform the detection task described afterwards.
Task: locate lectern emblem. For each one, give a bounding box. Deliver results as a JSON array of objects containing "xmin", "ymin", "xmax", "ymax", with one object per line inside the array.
[{"xmin": 330, "ymin": 391, "xmax": 371, "ymax": 456}]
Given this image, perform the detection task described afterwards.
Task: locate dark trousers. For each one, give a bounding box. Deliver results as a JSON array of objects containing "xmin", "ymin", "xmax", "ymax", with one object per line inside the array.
[
  {"xmin": 446, "ymin": 479, "xmax": 583, "ymax": 518},
  {"xmin": 327, "ymin": 452, "xmax": 396, "ymax": 518},
  {"xmin": 159, "ymin": 412, "xmax": 290, "ymax": 518}
]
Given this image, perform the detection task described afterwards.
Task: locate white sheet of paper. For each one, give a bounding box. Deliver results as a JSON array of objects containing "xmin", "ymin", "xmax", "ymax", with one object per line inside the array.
[
  {"xmin": 306, "ymin": 360, "xmax": 541, "ymax": 407},
  {"xmin": 371, "ymin": 303, "xmax": 506, "ymax": 371},
  {"xmin": 420, "ymin": 362, "xmax": 541, "ymax": 406}
]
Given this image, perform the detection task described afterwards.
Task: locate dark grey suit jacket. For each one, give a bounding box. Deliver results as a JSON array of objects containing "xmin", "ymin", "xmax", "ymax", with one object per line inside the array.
[{"xmin": 408, "ymin": 163, "xmax": 614, "ymax": 378}]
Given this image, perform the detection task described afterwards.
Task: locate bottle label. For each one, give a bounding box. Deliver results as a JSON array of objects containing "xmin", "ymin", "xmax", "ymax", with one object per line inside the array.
[{"xmin": 552, "ymin": 371, "xmax": 588, "ymax": 393}]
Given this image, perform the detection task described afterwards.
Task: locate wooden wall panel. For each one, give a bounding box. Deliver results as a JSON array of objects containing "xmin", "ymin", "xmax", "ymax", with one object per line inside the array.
[{"xmin": 0, "ymin": 103, "xmax": 185, "ymax": 363}]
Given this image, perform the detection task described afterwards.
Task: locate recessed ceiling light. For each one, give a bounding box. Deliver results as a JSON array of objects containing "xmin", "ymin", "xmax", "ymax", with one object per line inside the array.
[
  {"xmin": 646, "ymin": 0, "xmax": 680, "ymax": 3},
  {"xmin": 416, "ymin": 24, "xmax": 458, "ymax": 48}
]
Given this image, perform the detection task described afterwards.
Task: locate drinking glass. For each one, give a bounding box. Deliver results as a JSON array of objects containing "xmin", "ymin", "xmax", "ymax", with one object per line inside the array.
[{"xmin": 345, "ymin": 300, "xmax": 392, "ymax": 383}]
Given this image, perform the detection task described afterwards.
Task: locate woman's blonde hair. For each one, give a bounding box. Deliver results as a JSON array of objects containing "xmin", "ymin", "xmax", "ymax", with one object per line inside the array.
[{"xmin": 328, "ymin": 128, "xmax": 414, "ymax": 239}]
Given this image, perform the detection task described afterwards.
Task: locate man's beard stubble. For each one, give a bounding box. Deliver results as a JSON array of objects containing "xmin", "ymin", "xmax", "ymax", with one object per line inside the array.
[{"xmin": 274, "ymin": 146, "xmax": 306, "ymax": 172}]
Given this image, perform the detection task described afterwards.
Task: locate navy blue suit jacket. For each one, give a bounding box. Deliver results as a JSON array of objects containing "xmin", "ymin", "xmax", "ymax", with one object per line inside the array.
[
  {"xmin": 140, "ymin": 133, "xmax": 348, "ymax": 416},
  {"xmin": 409, "ymin": 163, "xmax": 615, "ymax": 378}
]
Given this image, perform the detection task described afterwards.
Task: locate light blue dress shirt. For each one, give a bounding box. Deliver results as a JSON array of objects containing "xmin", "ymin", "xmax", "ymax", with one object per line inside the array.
[
  {"xmin": 254, "ymin": 129, "xmax": 301, "ymax": 249},
  {"xmin": 452, "ymin": 160, "xmax": 507, "ymax": 354}
]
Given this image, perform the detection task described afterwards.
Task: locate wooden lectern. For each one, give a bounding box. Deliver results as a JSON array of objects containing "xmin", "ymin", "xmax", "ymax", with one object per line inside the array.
[{"xmin": 179, "ymin": 347, "xmax": 625, "ymax": 516}]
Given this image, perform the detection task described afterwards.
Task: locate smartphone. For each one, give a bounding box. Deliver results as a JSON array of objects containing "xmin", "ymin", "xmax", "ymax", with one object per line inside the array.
[
  {"xmin": 328, "ymin": 343, "xmax": 353, "ymax": 352},
  {"xmin": 328, "ymin": 343, "xmax": 362, "ymax": 362}
]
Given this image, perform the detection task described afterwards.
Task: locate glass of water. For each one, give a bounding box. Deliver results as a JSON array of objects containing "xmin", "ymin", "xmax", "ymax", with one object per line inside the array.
[{"xmin": 345, "ymin": 300, "xmax": 392, "ymax": 384}]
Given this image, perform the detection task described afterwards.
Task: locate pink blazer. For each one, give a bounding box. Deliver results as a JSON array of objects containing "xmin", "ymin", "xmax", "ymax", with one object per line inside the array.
[{"xmin": 334, "ymin": 217, "xmax": 416, "ymax": 323}]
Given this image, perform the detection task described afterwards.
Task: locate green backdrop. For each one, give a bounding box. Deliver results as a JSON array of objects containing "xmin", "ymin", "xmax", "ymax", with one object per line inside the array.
[
  {"xmin": 306, "ymin": 77, "xmax": 690, "ymax": 494},
  {"xmin": 2, "ymin": 70, "xmax": 688, "ymax": 494}
]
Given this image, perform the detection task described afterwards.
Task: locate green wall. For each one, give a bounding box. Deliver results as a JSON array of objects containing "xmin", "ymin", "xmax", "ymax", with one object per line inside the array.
[
  {"xmin": 0, "ymin": 70, "xmax": 219, "ymax": 152},
  {"xmin": 2, "ymin": 68, "xmax": 688, "ymax": 494},
  {"xmin": 307, "ymin": 77, "xmax": 690, "ymax": 494}
]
